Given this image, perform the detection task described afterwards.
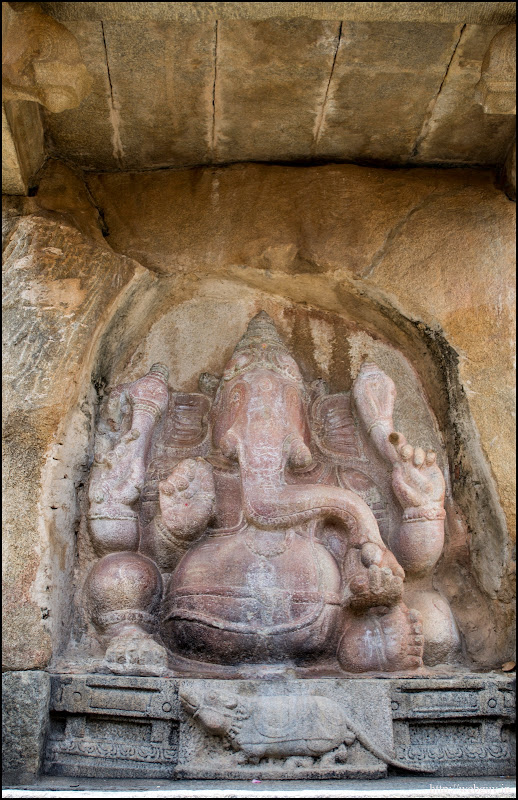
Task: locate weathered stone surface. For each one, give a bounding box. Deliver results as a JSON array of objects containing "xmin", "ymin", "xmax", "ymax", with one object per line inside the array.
[
  {"xmin": 2, "ymin": 100, "xmax": 44, "ymax": 195},
  {"xmin": 103, "ymin": 21, "xmax": 216, "ymax": 170},
  {"xmin": 2, "ymin": 670, "xmax": 51, "ymax": 783},
  {"xmin": 413, "ymin": 25, "xmax": 516, "ymax": 165},
  {"xmin": 38, "ymin": 15, "xmax": 515, "ymax": 171},
  {"xmin": 475, "ymin": 24, "xmax": 516, "ymax": 115},
  {"xmin": 42, "ymin": 673, "xmax": 515, "ymax": 779},
  {"xmin": 315, "ymin": 22, "xmax": 464, "ymax": 163},
  {"xmin": 2, "ymin": 162, "xmax": 160, "ymax": 671},
  {"xmin": 38, "ymin": 3, "xmax": 517, "ymax": 25},
  {"xmin": 42, "ymin": 21, "xmax": 118, "ymax": 172},
  {"xmin": 2, "ymin": 2, "xmax": 92, "ymax": 112},
  {"xmin": 44, "ymin": 20, "xmax": 216, "ymax": 171},
  {"xmin": 214, "ymin": 19, "xmax": 342, "ymax": 163}
]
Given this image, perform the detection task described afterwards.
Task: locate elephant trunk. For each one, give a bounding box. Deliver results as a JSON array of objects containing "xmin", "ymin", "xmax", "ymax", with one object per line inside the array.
[{"xmin": 236, "ymin": 441, "xmax": 388, "ymax": 552}]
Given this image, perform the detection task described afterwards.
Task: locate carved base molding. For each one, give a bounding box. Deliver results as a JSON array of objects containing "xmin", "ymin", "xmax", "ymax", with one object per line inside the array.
[{"xmin": 43, "ymin": 673, "xmax": 515, "ymax": 780}]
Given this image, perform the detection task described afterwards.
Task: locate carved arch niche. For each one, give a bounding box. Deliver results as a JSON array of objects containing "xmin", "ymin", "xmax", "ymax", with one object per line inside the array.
[{"xmin": 54, "ymin": 277, "xmax": 511, "ymax": 676}]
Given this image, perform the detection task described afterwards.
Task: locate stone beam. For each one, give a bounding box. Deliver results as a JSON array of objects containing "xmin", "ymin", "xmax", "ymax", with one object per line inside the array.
[{"xmin": 38, "ymin": 2, "xmax": 516, "ymax": 25}]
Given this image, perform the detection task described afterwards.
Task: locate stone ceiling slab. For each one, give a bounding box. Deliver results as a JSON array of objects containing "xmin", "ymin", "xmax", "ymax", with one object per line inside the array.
[
  {"xmin": 314, "ymin": 22, "xmax": 463, "ymax": 163},
  {"xmin": 4, "ymin": 5, "xmax": 516, "ymax": 177},
  {"xmin": 214, "ymin": 19, "xmax": 341, "ymax": 162},
  {"xmin": 42, "ymin": 22, "xmax": 117, "ymax": 170},
  {"xmin": 413, "ymin": 24, "xmax": 516, "ymax": 164},
  {"xmin": 100, "ymin": 21, "xmax": 215, "ymax": 169},
  {"xmin": 38, "ymin": 3, "xmax": 516, "ymax": 25},
  {"xmin": 44, "ymin": 21, "xmax": 216, "ymax": 170}
]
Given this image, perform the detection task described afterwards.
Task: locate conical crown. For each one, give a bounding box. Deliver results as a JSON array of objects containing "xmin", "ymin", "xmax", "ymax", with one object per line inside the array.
[
  {"xmin": 234, "ymin": 311, "xmax": 286, "ymax": 351},
  {"xmin": 221, "ymin": 311, "xmax": 304, "ymax": 386}
]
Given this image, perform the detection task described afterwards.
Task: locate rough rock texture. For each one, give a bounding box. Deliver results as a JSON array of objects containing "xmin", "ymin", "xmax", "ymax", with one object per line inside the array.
[
  {"xmin": 39, "ymin": 3, "xmax": 517, "ymax": 25},
  {"xmin": 41, "ymin": 17, "xmax": 515, "ymax": 171},
  {"xmin": 2, "ymin": 160, "xmax": 515, "ymax": 674},
  {"xmin": 2, "ymin": 162, "xmax": 161, "ymax": 671},
  {"xmin": 2, "ymin": 670, "xmax": 51, "ymax": 783}
]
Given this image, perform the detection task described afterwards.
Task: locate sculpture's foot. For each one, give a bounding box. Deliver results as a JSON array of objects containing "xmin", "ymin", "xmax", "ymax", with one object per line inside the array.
[
  {"xmin": 285, "ymin": 756, "xmax": 314, "ymax": 768},
  {"xmin": 103, "ymin": 626, "xmax": 168, "ymax": 676},
  {"xmin": 337, "ymin": 604, "xmax": 424, "ymax": 673},
  {"xmin": 319, "ymin": 743, "xmax": 350, "ymax": 766},
  {"xmin": 404, "ymin": 588, "xmax": 462, "ymax": 666}
]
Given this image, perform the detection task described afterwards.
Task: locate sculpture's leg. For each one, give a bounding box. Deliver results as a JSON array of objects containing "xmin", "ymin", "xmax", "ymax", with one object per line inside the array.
[
  {"xmin": 404, "ymin": 588, "xmax": 461, "ymax": 666},
  {"xmin": 337, "ymin": 604, "xmax": 424, "ymax": 673},
  {"xmin": 86, "ymin": 551, "xmax": 168, "ymax": 676}
]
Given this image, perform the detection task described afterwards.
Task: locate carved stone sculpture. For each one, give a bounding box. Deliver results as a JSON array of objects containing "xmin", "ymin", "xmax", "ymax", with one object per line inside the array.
[
  {"xmin": 352, "ymin": 361, "xmax": 461, "ymax": 665},
  {"xmin": 86, "ymin": 364, "xmax": 170, "ymax": 675},
  {"xmin": 179, "ymin": 685, "xmax": 428, "ymax": 771},
  {"xmin": 2, "ymin": 2, "xmax": 92, "ymax": 112},
  {"xmin": 475, "ymin": 24, "xmax": 516, "ymax": 115},
  {"xmin": 81, "ymin": 312, "xmax": 469, "ymax": 676},
  {"xmin": 162, "ymin": 313, "xmax": 421, "ymax": 671}
]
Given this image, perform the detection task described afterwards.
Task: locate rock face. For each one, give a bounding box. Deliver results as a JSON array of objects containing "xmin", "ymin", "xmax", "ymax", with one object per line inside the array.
[
  {"xmin": 2, "ymin": 158, "xmax": 515, "ymax": 782},
  {"xmin": 2, "ymin": 671, "xmax": 51, "ymax": 782}
]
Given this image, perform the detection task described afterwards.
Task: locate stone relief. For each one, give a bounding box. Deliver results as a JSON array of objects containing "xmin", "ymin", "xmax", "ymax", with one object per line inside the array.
[
  {"xmin": 2, "ymin": 2, "xmax": 92, "ymax": 112},
  {"xmin": 82, "ymin": 311, "xmax": 461, "ymax": 678},
  {"xmin": 179, "ymin": 685, "xmax": 425, "ymax": 771}
]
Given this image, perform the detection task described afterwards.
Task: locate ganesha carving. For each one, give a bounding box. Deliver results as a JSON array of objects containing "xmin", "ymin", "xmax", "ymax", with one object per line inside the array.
[{"xmin": 83, "ymin": 312, "xmax": 460, "ymax": 676}]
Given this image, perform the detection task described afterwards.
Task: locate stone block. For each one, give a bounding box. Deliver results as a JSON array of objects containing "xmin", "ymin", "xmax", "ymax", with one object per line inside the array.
[
  {"xmin": 2, "ymin": 100, "xmax": 45, "ymax": 195},
  {"xmin": 2, "ymin": 670, "xmax": 51, "ymax": 784},
  {"xmin": 42, "ymin": 674, "xmax": 516, "ymax": 780}
]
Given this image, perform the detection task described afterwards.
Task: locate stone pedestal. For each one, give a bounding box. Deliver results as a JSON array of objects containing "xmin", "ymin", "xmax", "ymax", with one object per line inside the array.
[{"xmin": 41, "ymin": 673, "xmax": 515, "ymax": 781}]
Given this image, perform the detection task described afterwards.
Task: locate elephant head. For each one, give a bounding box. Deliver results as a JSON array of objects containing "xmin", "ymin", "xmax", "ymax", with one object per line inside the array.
[{"xmin": 210, "ymin": 312, "xmax": 402, "ymax": 569}]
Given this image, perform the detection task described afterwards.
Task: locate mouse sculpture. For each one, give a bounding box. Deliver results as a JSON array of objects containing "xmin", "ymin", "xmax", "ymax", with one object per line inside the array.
[{"xmin": 180, "ymin": 686, "xmax": 431, "ymax": 771}]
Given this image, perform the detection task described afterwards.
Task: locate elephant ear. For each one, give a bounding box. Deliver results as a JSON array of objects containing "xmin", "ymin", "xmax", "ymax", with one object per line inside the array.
[
  {"xmin": 310, "ymin": 390, "xmax": 363, "ymax": 462},
  {"xmin": 337, "ymin": 467, "xmax": 390, "ymax": 545}
]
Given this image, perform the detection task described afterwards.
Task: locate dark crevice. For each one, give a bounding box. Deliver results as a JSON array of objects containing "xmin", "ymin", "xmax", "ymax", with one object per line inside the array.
[
  {"xmin": 101, "ymin": 20, "xmax": 124, "ymax": 169},
  {"xmin": 211, "ymin": 21, "xmax": 219, "ymax": 161},
  {"xmin": 101, "ymin": 21, "xmax": 115, "ymax": 110},
  {"xmin": 410, "ymin": 24, "xmax": 466, "ymax": 160},
  {"xmin": 63, "ymin": 156, "xmax": 502, "ymax": 176},
  {"xmin": 311, "ymin": 21, "xmax": 343, "ymax": 156}
]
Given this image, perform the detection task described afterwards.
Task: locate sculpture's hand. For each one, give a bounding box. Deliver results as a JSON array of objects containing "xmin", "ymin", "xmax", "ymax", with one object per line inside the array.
[
  {"xmin": 158, "ymin": 458, "xmax": 215, "ymax": 542},
  {"xmin": 343, "ymin": 544, "xmax": 404, "ymax": 611},
  {"xmin": 352, "ymin": 362, "xmax": 397, "ymax": 463},
  {"xmin": 391, "ymin": 439, "xmax": 445, "ymax": 515}
]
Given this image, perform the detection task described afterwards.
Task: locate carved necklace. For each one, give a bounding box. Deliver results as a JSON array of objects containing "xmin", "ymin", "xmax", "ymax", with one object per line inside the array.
[{"xmin": 244, "ymin": 526, "xmax": 295, "ymax": 558}]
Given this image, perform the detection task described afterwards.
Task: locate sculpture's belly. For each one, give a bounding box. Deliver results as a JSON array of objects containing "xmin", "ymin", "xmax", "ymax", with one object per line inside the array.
[{"xmin": 162, "ymin": 526, "xmax": 341, "ymax": 664}]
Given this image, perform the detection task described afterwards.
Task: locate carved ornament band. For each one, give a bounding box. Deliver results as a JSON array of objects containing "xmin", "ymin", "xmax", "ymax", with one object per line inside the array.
[
  {"xmin": 132, "ymin": 399, "xmax": 163, "ymax": 420},
  {"xmin": 97, "ymin": 609, "xmax": 157, "ymax": 628},
  {"xmin": 402, "ymin": 507, "xmax": 447, "ymax": 522},
  {"xmin": 367, "ymin": 420, "xmax": 392, "ymax": 436},
  {"xmin": 168, "ymin": 585, "xmax": 341, "ymax": 605}
]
